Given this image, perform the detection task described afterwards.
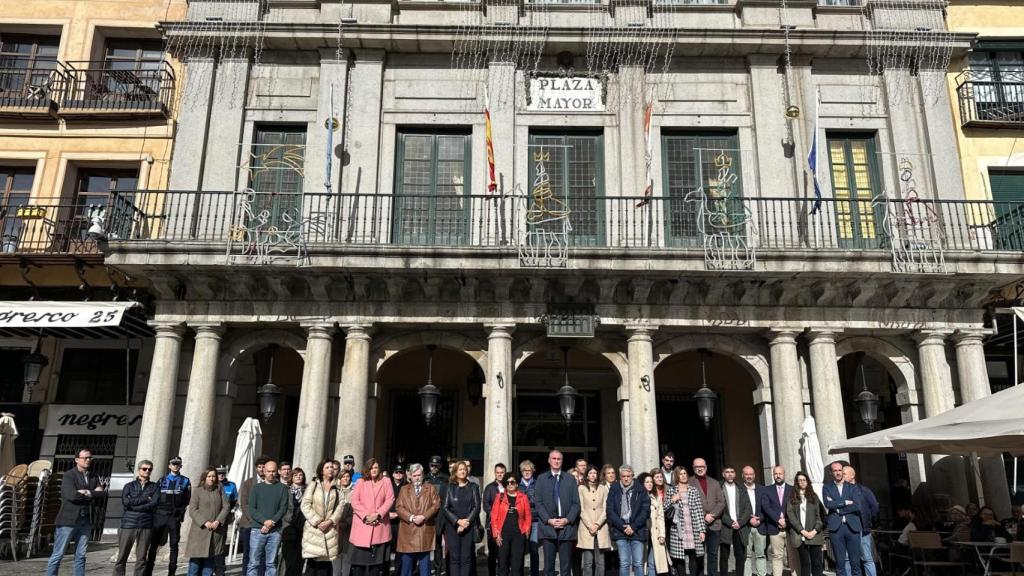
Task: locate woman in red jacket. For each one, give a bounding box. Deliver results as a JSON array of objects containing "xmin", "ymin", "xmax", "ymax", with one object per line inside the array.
[{"xmin": 490, "ymin": 473, "xmax": 532, "ymax": 576}]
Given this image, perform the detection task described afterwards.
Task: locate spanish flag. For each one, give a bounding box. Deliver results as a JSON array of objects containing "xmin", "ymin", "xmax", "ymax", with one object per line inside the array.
[
  {"xmin": 485, "ymin": 88, "xmax": 497, "ymax": 193},
  {"xmin": 636, "ymin": 101, "xmax": 654, "ymax": 207}
]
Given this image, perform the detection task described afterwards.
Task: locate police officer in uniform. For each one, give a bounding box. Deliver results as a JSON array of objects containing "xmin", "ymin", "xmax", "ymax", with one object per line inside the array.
[
  {"xmin": 146, "ymin": 456, "xmax": 191, "ymax": 576},
  {"xmin": 425, "ymin": 456, "xmax": 449, "ymax": 576}
]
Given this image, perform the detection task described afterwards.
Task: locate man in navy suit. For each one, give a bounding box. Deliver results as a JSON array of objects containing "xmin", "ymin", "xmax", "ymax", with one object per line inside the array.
[
  {"xmin": 756, "ymin": 465, "xmax": 793, "ymax": 576},
  {"xmin": 535, "ymin": 449, "xmax": 581, "ymax": 576},
  {"xmin": 823, "ymin": 461, "xmax": 864, "ymax": 576}
]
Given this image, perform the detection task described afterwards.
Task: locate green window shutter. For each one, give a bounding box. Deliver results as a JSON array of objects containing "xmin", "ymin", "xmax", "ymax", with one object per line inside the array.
[
  {"xmin": 393, "ymin": 130, "xmax": 470, "ymax": 246},
  {"xmin": 989, "ymin": 170, "xmax": 1024, "ymax": 203}
]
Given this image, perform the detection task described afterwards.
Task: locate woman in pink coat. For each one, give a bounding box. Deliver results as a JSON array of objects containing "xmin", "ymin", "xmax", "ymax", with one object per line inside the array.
[{"xmin": 348, "ymin": 458, "xmax": 395, "ymax": 576}]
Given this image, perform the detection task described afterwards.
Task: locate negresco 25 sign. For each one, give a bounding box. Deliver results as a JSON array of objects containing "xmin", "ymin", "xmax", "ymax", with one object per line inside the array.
[{"xmin": 527, "ymin": 77, "xmax": 605, "ymax": 112}]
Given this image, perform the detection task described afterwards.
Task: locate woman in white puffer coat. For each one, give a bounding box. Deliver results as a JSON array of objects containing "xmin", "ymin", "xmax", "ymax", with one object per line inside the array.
[{"xmin": 301, "ymin": 459, "xmax": 344, "ymax": 575}]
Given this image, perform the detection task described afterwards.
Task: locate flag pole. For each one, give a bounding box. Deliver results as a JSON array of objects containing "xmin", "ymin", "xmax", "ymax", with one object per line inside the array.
[{"xmin": 325, "ymin": 83, "xmax": 334, "ymax": 194}]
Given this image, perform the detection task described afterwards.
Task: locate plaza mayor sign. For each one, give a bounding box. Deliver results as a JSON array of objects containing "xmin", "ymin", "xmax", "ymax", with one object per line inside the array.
[{"xmin": 527, "ymin": 76, "xmax": 605, "ymax": 112}]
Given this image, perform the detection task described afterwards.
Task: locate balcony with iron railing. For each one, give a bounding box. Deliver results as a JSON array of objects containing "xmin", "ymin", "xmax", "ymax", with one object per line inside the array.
[
  {"xmin": 56, "ymin": 60, "xmax": 175, "ymax": 119},
  {"xmin": 0, "ymin": 56, "xmax": 66, "ymax": 119},
  {"xmin": 956, "ymin": 69, "xmax": 1024, "ymax": 128},
  {"xmin": 110, "ymin": 190, "xmax": 1024, "ymax": 262},
  {"xmin": 0, "ymin": 193, "xmax": 145, "ymax": 259}
]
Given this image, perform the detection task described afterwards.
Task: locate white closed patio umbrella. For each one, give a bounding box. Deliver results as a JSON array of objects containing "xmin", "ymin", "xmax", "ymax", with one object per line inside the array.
[
  {"xmin": 800, "ymin": 416, "xmax": 825, "ymax": 500},
  {"xmin": 0, "ymin": 413, "xmax": 19, "ymax": 477},
  {"xmin": 227, "ymin": 417, "xmax": 262, "ymax": 563}
]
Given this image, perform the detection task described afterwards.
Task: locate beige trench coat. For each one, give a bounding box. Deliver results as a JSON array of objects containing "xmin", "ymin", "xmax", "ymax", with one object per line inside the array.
[
  {"xmin": 649, "ymin": 494, "xmax": 670, "ymax": 574},
  {"xmin": 185, "ymin": 486, "xmax": 229, "ymax": 559},
  {"xmin": 576, "ymin": 484, "xmax": 611, "ymax": 550},
  {"xmin": 301, "ymin": 480, "xmax": 345, "ymax": 561}
]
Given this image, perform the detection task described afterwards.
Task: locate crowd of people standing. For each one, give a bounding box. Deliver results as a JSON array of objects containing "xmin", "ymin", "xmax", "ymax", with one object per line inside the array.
[{"xmin": 45, "ymin": 446, "xmax": 1020, "ymax": 576}]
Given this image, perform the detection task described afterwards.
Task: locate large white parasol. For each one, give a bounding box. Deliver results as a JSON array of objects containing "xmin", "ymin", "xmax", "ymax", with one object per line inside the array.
[
  {"xmin": 0, "ymin": 413, "xmax": 19, "ymax": 477},
  {"xmin": 226, "ymin": 417, "xmax": 262, "ymax": 563},
  {"xmin": 800, "ymin": 416, "xmax": 825, "ymax": 500}
]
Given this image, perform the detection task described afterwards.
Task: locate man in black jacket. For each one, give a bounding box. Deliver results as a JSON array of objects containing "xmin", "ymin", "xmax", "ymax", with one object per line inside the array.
[
  {"xmin": 427, "ymin": 456, "xmax": 449, "ymax": 576},
  {"xmin": 115, "ymin": 460, "xmax": 160, "ymax": 576},
  {"xmin": 46, "ymin": 448, "xmax": 105, "ymax": 576},
  {"xmin": 146, "ymin": 456, "xmax": 191, "ymax": 576},
  {"xmin": 482, "ymin": 463, "xmax": 506, "ymax": 576}
]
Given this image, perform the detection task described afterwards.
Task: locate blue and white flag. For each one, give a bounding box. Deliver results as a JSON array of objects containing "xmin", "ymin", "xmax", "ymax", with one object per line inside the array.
[{"xmin": 807, "ymin": 92, "xmax": 822, "ymax": 215}]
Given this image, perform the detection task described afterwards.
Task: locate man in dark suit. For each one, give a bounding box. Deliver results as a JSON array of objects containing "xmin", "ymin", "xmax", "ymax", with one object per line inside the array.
[
  {"xmin": 534, "ymin": 450, "xmax": 581, "ymax": 576},
  {"xmin": 720, "ymin": 465, "xmax": 753, "ymax": 576},
  {"xmin": 823, "ymin": 461, "xmax": 864, "ymax": 576},
  {"xmin": 46, "ymin": 448, "xmax": 105, "ymax": 576},
  {"xmin": 756, "ymin": 465, "xmax": 793, "ymax": 576},
  {"xmin": 426, "ymin": 455, "xmax": 449, "ymax": 576},
  {"xmin": 695, "ymin": 457, "xmax": 726, "ymax": 576}
]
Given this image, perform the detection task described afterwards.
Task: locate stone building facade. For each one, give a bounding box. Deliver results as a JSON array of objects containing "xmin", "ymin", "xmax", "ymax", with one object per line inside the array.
[{"xmin": 105, "ymin": 0, "xmax": 1021, "ymax": 518}]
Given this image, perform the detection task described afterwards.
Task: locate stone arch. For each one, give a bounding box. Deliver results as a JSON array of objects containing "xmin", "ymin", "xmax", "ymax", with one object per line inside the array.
[
  {"xmin": 371, "ymin": 330, "xmax": 488, "ymax": 374},
  {"xmin": 217, "ymin": 328, "xmax": 308, "ymax": 382},
  {"xmin": 511, "ymin": 334, "xmax": 628, "ymax": 386},
  {"xmin": 653, "ymin": 333, "xmax": 770, "ymax": 391},
  {"xmin": 834, "ymin": 335, "xmax": 919, "ymax": 404}
]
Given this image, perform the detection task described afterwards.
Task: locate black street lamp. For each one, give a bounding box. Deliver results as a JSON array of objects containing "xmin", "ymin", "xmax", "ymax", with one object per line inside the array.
[
  {"xmin": 419, "ymin": 345, "xmax": 440, "ymax": 425},
  {"xmin": 853, "ymin": 351, "xmax": 880, "ymax": 431},
  {"xmin": 557, "ymin": 346, "xmax": 577, "ymax": 422},
  {"xmin": 257, "ymin": 344, "xmax": 281, "ymax": 422},
  {"xmin": 694, "ymin": 348, "xmax": 716, "ymax": 428},
  {"xmin": 23, "ymin": 334, "xmax": 48, "ymax": 391}
]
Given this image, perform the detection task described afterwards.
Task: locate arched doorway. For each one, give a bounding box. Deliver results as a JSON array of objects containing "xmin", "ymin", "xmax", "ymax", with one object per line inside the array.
[
  {"xmin": 838, "ymin": 351, "xmax": 911, "ymax": 522},
  {"xmin": 654, "ymin": 349, "xmax": 764, "ymax": 479},
  {"xmin": 211, "ymin": 340, "xmax": 306, "ymax": 466},
  {"xmin": 513, "ymin": 344, "xmax": 623, "ymax": 469},
  {"xmin": 375, "ymin": 345, "xmax": 485, "ymax": 472}
]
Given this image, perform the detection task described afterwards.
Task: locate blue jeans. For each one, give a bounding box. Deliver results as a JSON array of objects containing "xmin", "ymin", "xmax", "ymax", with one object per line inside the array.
[
  {"xmin": 844, "ymin": 533, "xmax": 876, "ymax": 576},
  {"xmin": 188, "ymin": 558, "xmax": 216, "ymax": 576},
  {"xmin": 402, "ymin": 551, "xmax": 431, "ymax": 576},
  {"xmin": 615, "ymin": 539, "xmax": 645, "ymax": 576},
  {"xmin": 46, "ymin": 518, "xmax": 91, "ymax": 576},
  {"xmin": 247, "ymin": 529, "xmax": 282, "ymax": 576}
]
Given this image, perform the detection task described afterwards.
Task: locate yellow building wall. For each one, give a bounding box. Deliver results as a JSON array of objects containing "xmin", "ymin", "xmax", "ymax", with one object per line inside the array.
[
  {"xmin": 946, "ymin": 2, "xmax": 1024, "ymax": 201},
  {"xmin": 0, "ymin": 0, "xmax": 187, "ymax": 200}
]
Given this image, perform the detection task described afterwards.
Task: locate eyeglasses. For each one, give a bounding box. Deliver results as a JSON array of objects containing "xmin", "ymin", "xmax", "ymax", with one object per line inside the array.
[
  {"xmin": 694, "ymin": 465, "xmax": 706, "ymax": 469},
  {"xmin": 506, "ymin": 480, "xmax": 518, "ymax": 485},
  {"xmin": 140, "ymin": 467, "xmax": 152, "ymax": 471},
  {"xmin": 77, "ymin": 456, "xmax": 92, "ymax": 460}
]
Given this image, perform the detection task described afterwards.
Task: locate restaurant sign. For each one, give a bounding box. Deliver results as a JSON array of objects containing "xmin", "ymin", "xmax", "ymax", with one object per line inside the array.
[
  {"xmin": 527, "ymin": 76, "xmax": 605, "ymax": 112},
  {"xmin": 44, "ymin": 405, "xmax": 143, "ymax": 434}
]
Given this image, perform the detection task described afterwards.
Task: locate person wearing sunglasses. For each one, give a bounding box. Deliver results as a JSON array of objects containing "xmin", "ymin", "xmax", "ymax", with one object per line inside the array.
[
  {"xmin": 490, "ymin": 473, "xmax": 532, "ymax": 576},
  {"xmin": 115, "ymin": 460, "xmax": 161, "ymax": 576}
]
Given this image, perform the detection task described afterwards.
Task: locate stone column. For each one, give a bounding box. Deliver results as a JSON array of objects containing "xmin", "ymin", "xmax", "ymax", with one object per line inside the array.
[
  {"xmin": 484, "ymin": 324, "xmax": 514, "ymax": 477},
  {"xmin": 807, "ymin": 329, "xmax": 848, "ymax": 464},
  {"xmin": 769, "ymin": 330, "xmax": 803, "ymax": 476},
  {"xmin": 293, "ymin": 324, "xmax": 335, "ymax": 474},
  {"xmin": 168, "ymin": 57, "xmax": 214, "ymax": 192},
  {"xmin": 202, "ymin": 57, "xmax": 250, "ymax": 191},
  {"xmin": 914, "ymin": 331, "xmax": 969, "ymax": 505},
  {"xmin": 341, "ymin": 50, "xmax": 385, "ymax": 197},
  {"xmin": 626, "ymin": 324, "xmax": 658, "ymax": 469},
  {"xmin": 335, "ymin": 325, "xmax": 372, "ymax": 463},
  {"xmin": 177, "ymin": 324, "xmax": 225, "ymax": 483},
  {"xmin": 306, "ymin": 51, "xmax": 349, "ymax": 195},
  {"xmin": 954, "ymin": 331, "xmax": 1012, "ymax": 518},
  {"xmin": 135, "ymin": 322, "xmax": 186, "ymax": 470}
]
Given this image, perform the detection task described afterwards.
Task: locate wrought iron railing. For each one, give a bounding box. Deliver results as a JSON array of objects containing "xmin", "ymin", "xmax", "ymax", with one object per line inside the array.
[
  {"xmin": 57, "ymin": 60, "xmax": 175, "ymax": 116},
  {"xmin": 956, "ymin": 69, "xmax": 1024, "ymax": 126},
  {"xmin": 0, "ymin": 193, "xmax": 145, "ymax": 256},
  {"xmin": 0, "ymin": 56, "xmax": 65, "ymax": 111},
  {"xmin": 119, "ymin": 190, "xmax": 1024, "ymax": 255}
]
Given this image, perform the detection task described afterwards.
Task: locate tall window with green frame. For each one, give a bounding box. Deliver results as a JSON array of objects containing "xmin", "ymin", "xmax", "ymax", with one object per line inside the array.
[
  {"xmin": 393, "ymin": 130, "xmax": 471, "ymax": 246},
  {"xmin": 527, "ymin": 131, "xmax": 604, "ymax": 247},
  {"xmin": 827, "ymin": 133, "xmax": 882, "ymax": 249},
  {"xmin": 661, "ymin": 132, "xmax": 743, "ymax": 247},
  {"xmin": 988, "ymin": 169, "xmax": 1024, "ymax": 250},
  {"xmin": 248, "ymin": 124, "xmax": 306, "ymax": 228}
]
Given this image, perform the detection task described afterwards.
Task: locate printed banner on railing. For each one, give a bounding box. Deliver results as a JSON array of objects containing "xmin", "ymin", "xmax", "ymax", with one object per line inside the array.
[{"xmin": 0, "ymin": 301, "xmax": 140, "ymax": 328}]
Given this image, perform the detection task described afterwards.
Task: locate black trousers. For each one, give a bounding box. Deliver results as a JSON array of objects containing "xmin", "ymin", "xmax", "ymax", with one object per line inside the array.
[
  {"xmin": 434, "ymin": 532, "xmax": 446, "ymax": 576},
  {"xmin": 145, "ymin": 516, "xmax": 181, "ymax": 576},
  {"xmin": 705, "ymin": 530, "xmax": 720, "ymax": 576},
  {"xmin": 446, "ymin": 526, "xmax": 475, "ymax": 576},
  {"xmin": 796, "ymin": 545, "xmax": 823, "ymax": 576},
  {"xmin": 525, "ymin": 524, "xmax": 540, "ymax": 576},
  {"xmin": 496, "ymin": 533, "xmax": 525, "ymax": 576},
  {"xmin": 542, "ymin": 539, "xmax": 573, "ymax": 576},
  {"xmin": 671, "ymin": 551, "xmax": 703, "ymax": 576},
  {"xmin": 306, "ymin": 559, "xmax": 335, "ymax": 576},
  {"xmin": 487, "ymin": 536, "xmax": 499, "ymax": 576},
  {"xmin": 114, "ymin": 527, "xmax": 152, "ymax": 576},
  {"xmin": 719, "ymin": 531, "xmax": 747, "ymax": 576}
]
